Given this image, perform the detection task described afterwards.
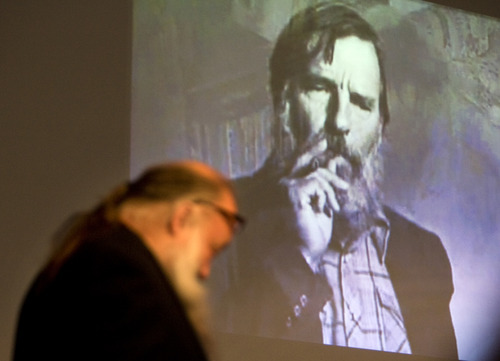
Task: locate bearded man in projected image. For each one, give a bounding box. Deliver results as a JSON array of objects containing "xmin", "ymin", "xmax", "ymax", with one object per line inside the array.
[{"xmin": 219, "ymin": 3, "xmax": 458, "ymax": 359}]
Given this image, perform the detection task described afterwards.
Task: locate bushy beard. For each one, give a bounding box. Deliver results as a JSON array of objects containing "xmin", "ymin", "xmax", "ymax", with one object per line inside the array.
[
  {"xmin": 164, "ymin": 235, "xmax": 213, "ymax": 354},
  {"xmin": 326, "ymin": 133, "xmax": 384, "ymax": 249}
]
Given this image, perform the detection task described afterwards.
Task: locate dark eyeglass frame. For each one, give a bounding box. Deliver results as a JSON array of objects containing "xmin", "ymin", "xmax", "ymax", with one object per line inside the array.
[{"xmin": 193, "ymin": 199, "xmax": 246, "ymax": 234}]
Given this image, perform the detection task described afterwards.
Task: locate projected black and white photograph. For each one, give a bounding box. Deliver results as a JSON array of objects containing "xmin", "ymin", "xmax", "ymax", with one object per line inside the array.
[{"xmin": 131, "ymin": 1, "xmax": 500, "ymax": 360}]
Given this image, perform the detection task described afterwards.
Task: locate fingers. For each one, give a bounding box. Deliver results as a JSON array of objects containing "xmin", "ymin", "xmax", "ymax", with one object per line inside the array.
[
  {"xmin": 289, "ymin": 169, "xmax": 341, "ymax": 215},
  {"xmin": 284, "ymin": 175, "xmax": 333, "ymax": 216},
  {"xmin": 283, "ymin": 155, "xmax": 352, "ymax": 216},
  {"xmin": 310, "ymin": 169, "xmax": 340, "ymax": 213},
  {"xmin": 326, "ymin": 156, "xmax": 351, "ymax": 190}
]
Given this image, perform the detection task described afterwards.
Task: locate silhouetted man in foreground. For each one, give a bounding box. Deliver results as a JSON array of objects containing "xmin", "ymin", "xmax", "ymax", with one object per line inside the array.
[{"xmin": 14, "ymin": 160, "xmax": 244, "ymax": 360}]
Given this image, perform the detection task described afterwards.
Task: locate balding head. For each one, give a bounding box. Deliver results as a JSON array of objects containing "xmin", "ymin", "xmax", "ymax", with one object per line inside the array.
[{"xmin": 119, "ymin": 160, "xmax": 234, "ymax": 207}]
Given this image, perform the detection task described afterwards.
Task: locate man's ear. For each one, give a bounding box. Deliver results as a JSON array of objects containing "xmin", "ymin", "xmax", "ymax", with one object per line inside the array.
[
  {"xmin": 166, "ymin": 202, "xmax": 193, "ymax": 236},
  {"xmin": 275, "ymin": 82, "xmax": 296, "ymax": 158},
  {"xmin": 278, "ymin": 82, "xmax": 292, "ymax": 134}
]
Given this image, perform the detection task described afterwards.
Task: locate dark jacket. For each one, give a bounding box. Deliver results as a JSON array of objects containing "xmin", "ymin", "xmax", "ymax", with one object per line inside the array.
[
  {"xmin": 212, "ymin": 173, "xmax": 457, "ymax": 360},
  {"xmin": 14, "ymin": 225, "xmax": 208, "ymax": 361}
]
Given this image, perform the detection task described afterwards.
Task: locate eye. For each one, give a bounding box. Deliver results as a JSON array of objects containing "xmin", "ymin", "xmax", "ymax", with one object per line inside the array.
[
  {"xmin": 302, "ymin": 83, "xmax": 326, "ymax": 93},
  {"xmin": 305, "ymin": 82, "xmax": 327, "ymax": 92},
  {"xmin": 350, "ymin": 92, "xmax": 375, "ymax": 111},
  {"xmin": 299, "ymin": 76, "xmax": 332, "ymax": 93}
]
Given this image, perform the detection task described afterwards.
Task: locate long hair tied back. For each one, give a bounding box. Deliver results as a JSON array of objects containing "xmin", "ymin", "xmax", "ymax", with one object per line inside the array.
[{"xmin": 44, "ymin": 162, "xmax": 231, "ymax": 281}]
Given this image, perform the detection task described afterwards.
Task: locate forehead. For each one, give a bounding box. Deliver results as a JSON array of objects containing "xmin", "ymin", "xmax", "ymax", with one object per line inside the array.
[{"xmin": 307, "ymin": 36, "xmax": 381, "ymax": 99}]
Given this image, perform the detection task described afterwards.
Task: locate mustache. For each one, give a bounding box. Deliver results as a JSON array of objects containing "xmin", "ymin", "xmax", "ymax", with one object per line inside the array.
[{"xmin": 298, "ymin": 131, "xmax": 362, "ymax": 177}]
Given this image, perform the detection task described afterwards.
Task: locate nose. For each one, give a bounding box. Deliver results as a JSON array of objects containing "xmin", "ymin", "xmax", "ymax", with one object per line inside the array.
[{"xmin": 325, "ymin": 89, "xmax": 350, "ymax": 136}]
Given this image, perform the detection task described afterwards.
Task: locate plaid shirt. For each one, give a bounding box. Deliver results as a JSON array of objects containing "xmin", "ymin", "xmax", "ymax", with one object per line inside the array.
[{"xmin": 317, "ymin": 212, "xmax": 411, "ymax": 353}]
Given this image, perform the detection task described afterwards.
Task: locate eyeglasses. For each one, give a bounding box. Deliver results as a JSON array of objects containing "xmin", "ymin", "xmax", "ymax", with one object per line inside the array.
[{"xmin": 193, "ymin": 199, "xmax": 246, "ymax": 234}]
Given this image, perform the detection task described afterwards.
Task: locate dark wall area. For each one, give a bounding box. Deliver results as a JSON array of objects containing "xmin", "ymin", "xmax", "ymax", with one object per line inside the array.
[
  {"xmin": 0, "ymin": 1, "xmax": 497, "ymax": 361},
  {"xmin": 436, "ymin": 0, "xmax": 500, "ymax": 19},
  {"xmin": 0, "ymin": 1, "xmax": 131, "ymax": 359}
]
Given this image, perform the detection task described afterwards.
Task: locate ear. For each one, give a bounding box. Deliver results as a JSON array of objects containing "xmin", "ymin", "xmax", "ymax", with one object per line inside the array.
[
  {"xmin": 278, "ymin": 82, "xmax": 292, "ymax": 134},
  {"xmin": 275, "ymin": 82, "xmax": 296, "ymax": 158},
  {"xmin": 167, "ymin": 202, "xmax": 193, "ymax": 236}
]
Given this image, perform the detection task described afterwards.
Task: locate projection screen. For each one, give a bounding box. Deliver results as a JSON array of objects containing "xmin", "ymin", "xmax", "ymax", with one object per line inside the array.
[{"xmin": 131, "ymin": 1, "xmax": 500, "ymax": 360}]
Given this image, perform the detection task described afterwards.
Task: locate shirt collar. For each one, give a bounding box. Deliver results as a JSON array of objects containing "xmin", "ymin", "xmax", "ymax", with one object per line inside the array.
[{"xmin": 369, "ymin": 207, "xmax": 390, "ymax": 264}]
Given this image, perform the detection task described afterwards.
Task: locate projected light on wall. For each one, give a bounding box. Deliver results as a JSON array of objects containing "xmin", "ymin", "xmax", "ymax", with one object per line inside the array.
[{"xmin": 131, "ymin": 1, "xmax": 500, "ymax": 360}]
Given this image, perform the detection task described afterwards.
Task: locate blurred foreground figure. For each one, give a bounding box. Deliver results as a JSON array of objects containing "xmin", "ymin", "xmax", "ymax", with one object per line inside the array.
[
  {"xmin": 14, "ymin": 160, "xmax": 243, "ymax": 361},
  {"xmin": 220, "ymin": 3, "xmax": 457, "ymax": 359}
]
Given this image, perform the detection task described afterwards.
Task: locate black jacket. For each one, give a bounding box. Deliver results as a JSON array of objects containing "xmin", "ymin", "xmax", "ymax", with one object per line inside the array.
[
  {"xmin": 212, "ymin": 173, "xmax": 457, "ymax": 359},
  {"xmin": 14, "ymin": 225, "xmax": 208, "ymax": 361}
]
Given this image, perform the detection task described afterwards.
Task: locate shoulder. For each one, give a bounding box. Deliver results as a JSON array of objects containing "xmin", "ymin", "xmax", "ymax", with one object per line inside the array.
[
  {"xmin": 23, "ymin": 225, "xmax": 172, "ymax": 317},
  {"xmin": 44, "ymin": 226, "xmax": 162, "ymax": 293},
  {"xmin": 71, "ymin": 225, "xmax": 159, "ymax": 273},
  {"xmin": 383, "ymin": 208, "xmax": 458, "ymax": 358},
  {"xmin": 385, "ymin": 207, "xmax": 436, "ymax": 238},
  {"xmin": 384, "ymin": 207, "xmax": 453, "ymax": 292},
  {"xmin": 384, "ymin": 207, "xmax": 446, "ymax": 258},
  {"xmin": 15, "ymin": 225, "xmax": 203, "ymax": 359}
]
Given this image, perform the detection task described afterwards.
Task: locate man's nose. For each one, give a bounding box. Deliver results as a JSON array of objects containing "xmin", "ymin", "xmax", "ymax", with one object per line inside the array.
[{"xmin": 325, "ymin": 90, "xmax": 350, "ymax": 136}]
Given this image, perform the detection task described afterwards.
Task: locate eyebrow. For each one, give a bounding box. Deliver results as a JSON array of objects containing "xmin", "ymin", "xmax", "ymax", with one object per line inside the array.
[
  {"xmin": 299, "ymin": 73, "xmax": 336, "ymax": 90},
  {"xmin": 350, "ymin": 91, "xmax": 376, "ymax": 110}
]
